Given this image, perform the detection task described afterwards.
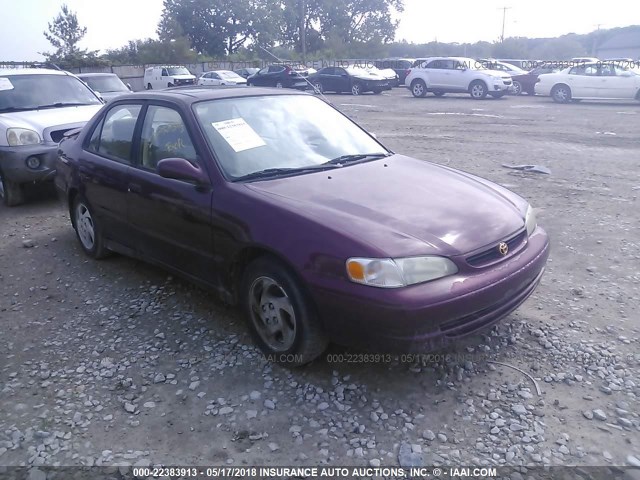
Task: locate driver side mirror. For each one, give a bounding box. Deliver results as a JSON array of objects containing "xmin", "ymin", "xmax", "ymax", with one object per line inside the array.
[
  {"xmin": 126, "ymin": 83, "xmax": 132, "ymax": 91},
  {"xmin": 157, "ymin": 158, "xmax": 209, "ymax": 185}
]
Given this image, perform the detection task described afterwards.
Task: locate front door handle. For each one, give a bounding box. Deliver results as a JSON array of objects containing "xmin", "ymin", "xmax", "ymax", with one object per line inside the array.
[{"xmin": 128, "ymin": 183, "xmax": 142, "ymax": 194}]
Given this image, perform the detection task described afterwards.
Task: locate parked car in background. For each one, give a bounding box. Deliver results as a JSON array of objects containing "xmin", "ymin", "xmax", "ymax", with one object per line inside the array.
[
  {"xmin": 570, "ymin": 57, "xmax": 600, "ymax": 64},
  {"xmin": 376, "ymin": 58, "xmax": 415, "ymax": 85},
  {"xmin": 247, "ymin": 65, "xmax": 308, "ymax": 89},
  {"xmin": 477, "ymin": 59, "xmax": 527, "ymax": 78},
  {"xmin": 54, "ymin": 87, "xmax": 549, "ymax": 365},
  {"xmin": 308, "ymin": 66, "xmax": 390, "ymax": 95},
  {"xmin": 144, "ymin": 66, "xmax": 196, "ymax": 90},
  {"xmin": 496, "ymin": 59, "xmax": 529, "ymax": 69},
  {"xmin": 77, "ymin": 73, "xmax": 133, "ymax": 102},
  {"xmin": 365, "ymin": 66, "xmax": 398, "ymax": 88},
  {"xmin": 198, "ymin": 70, "xmax": 247, "ymax": 86},
  {"xmin": 535, "ymin": 62, "xmax": 640, "ymax": 103},
  {"xmin": 405, "ymin": 57, "xmax": 513, "ymax": 99},
  {"xmin": 234, "ymin": 67, "xmax": 260, "ymax": 79},
  {"xmin": 510, "ymin": 65, "xmax": 561, "ymax": 95},
  {"xmin": 0, "ymin": 68, "xmax": 103, "ymax": 206}
]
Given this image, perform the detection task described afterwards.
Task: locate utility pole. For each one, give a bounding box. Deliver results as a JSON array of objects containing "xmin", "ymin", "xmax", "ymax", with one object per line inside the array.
[
  {"xmin": 299, "ymin": 0, "xmax": 306, "ymax": 63},
  {"xmin": 591, "ymin": 24, "xmax": 603, "ymax": 57},
  {"xmin": 499, "ymin": 6, "xmax": 511, "ymax": 43}
]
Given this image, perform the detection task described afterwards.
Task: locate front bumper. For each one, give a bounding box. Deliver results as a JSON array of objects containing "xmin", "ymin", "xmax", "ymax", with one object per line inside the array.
[
  {"xmin": 0, "ymin": 143, "xmax": 58, "ymax": 183},
  {"xmin": 309, "ymin": 227, "xmax": 550, "ymax": 352}
]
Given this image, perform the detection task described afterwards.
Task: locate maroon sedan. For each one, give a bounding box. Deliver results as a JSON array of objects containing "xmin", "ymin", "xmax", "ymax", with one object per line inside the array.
[{"xmin": 55, "ymin": 87, "xmax": 549, "ymax": 365}]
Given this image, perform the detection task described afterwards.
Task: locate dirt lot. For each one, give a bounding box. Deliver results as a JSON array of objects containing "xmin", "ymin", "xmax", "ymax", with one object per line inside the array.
[{"xmin": 1, "ymin": 89, "xmax": 639, "ymax": 472}]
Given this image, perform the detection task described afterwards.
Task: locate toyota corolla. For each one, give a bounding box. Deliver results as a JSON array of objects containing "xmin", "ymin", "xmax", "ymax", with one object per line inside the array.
[{"xmin": 55, "ymin": 87, "xmax": 549, "ymax": 365}]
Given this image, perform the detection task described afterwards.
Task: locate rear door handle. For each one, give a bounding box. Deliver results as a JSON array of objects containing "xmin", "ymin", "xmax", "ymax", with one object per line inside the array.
[{"xmin": 128, "ymin": 183, "xmax": 142, "ymax": 193}]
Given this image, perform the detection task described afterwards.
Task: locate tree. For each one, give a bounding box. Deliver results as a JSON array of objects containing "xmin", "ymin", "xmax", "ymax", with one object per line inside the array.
[
  {"xmin": 42, "ymin": 4, "xmax": 98, "ymax": 65},
  {"xmin": 103, "ymin": 38, "xmax": 198, "ymax": 65}
]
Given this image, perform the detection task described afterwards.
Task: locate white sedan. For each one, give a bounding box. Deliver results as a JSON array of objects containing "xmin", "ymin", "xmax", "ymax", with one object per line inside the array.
[
  {"xmin": 535, "ymin": 63, "xmax": 640, "ymax": 103},
  {"xmin": 198, "ymin": 70, "xmax": 247, "ymax": 86}
]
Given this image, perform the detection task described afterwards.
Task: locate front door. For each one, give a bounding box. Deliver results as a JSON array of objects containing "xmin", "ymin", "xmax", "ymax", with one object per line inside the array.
[{"xmin": 127, "ymin": 104, "xmax": 216, "ymax": 284}]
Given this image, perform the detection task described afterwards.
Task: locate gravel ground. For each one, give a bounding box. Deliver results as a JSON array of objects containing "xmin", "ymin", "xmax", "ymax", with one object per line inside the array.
[{"xmin": 1, "ymin": 89, "xmax": 639, "ymax": 471}]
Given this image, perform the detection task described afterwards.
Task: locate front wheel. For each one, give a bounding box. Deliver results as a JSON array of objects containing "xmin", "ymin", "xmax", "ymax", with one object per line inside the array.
[
  {"xmin": 167, "ymin": 82, "xmax": 174, "ymax": 88},
  {"xmin": 0, "ymin": 171, "xmax": 25, "ymax": 207},
  {"xmin": 551, "ymin": 84, "xmax": 571, "ymax": 103},
  {"xmin": 469, "ymin": 80, "xmax": 488, "ymax": 99},
  {"xmin": 313, "ymin": 81, "xmax": 324, "ymax": 94},
  {"xmin": 275, "ymin": 81, "xmax": 284, "ymax": 88},
  {"xmin": 410, "ymin": 79, "xmax": 427, "ymax": 98},
  {"xmin": 147, "ymin": 83, "xmax": 152, "ymax": 90},
  {"xmin": 241, "ymin": 256, "xmax": 328, "ymax": 366},
  {"xmin": 511, "ymin": 80, "xmax": 522, "ymax": 95},
  {"xmin": 73, "ymin": 196, "xmax": 108, "ymax": 259},
  {"xmin": 351, "ymin": 83, "xmax": 362, "ymax": 95}
]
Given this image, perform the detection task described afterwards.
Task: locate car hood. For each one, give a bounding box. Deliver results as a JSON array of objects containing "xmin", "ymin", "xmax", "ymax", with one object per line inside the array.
[
  {"xmin": 481, "ymin": 69, "xmax": 512, "ymax": 80},
  {"xmin": 246, "ymin": 155, "xmax": 526, "ymax": 257},
  {"xmin": 172, "ymin": 75, "xmax": 196, "ymax": 80},
  {"xmin": 0, "ymin": 105, "xmax": 102, "ymax": 134}
]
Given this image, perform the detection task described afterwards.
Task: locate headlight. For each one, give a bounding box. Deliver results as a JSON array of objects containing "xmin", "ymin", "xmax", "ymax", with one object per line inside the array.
[
  {"xmin": 346, "ymin": 256, "xmax": 458, "ymax": 288},
  {"xmin": 7, "ymin": 128, "xmax": 41, "ymax": 146},
  {"xmin": 525, "ymin": 205, "xmax": 537, "ymax": 236}
]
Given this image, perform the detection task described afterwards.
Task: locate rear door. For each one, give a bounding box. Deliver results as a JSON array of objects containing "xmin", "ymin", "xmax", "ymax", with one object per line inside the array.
[
  {"xmin": 127, "ymin": 103, "xmax": 215, "ymax": 282},
  {"xmin": 78, "ymin": 103, "xmax": 143, "ymax": 252}
]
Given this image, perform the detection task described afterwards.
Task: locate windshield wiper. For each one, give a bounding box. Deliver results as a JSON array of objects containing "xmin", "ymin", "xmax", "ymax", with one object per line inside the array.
[
  {"xmin": 0, "ymin": 106, "xmax": 36, "ymax": 113},
  {"xmin": 236, "ymin": 164, "xmax": 344, "ymax": 182},
  {"xmin": 324, "ymin": 152, "xmax": 391, "ymax": 166},
  {"xmin": 33, "ymin": 102, "xmax": 97, "ymax": 109}
]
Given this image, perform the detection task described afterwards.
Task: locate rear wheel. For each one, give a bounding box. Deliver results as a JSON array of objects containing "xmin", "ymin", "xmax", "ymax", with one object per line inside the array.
[
  {"xmin": 551, "ymin": 84, "xmax": 571, "ymax": 103},
  {"xmin": 0, "ymin": 170, "xmax": 25, "ymax": 207},
  {"xmin": 73, "ymin": 196, "xmax": 108, "ymax": 259},
  {"xmin": 241, "ymin": 256, "xmax": 328, "ymax": 366},
  {"xmin": 351, "ymin": 83, "xmax": 362, "ymax": 95},
  {"xmin": 410, "ymin": 79, "xmax": 427, "ymax": 98},
  {"xmin": 469, "ymin": 80, "xmax": 488, "ymax": 99}
]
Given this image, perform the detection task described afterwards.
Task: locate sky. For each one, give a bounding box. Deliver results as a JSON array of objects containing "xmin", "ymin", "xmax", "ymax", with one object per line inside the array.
[{"xmin": 1, "ymin": 0, "xmax": 639, "ymax": 61}]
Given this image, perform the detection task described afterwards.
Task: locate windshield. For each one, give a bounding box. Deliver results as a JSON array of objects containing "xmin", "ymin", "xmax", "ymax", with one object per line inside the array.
[
  {"xmin": 168, "ymin": 67, "xmax": 191, "ymax": 76},
  {"xmin": 193, "ymin": 95, "xmax": 387, "ymax": 180},
  {"xmin": 0, "ymin": 74, "xmax": 102, "ymax": 113},
  {"xmin": 81, "ymin": 75, "xmax": 128, "ymax": 93}
]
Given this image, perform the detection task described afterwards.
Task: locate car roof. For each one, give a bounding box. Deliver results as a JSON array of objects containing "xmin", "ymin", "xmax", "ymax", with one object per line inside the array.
[
  {"xmin": 0, "ymin": 68, "xmax": 70, "ymax": 76},
  {"xmin": 115, "ymin": 86, "xmax": 309, "ymax": 105},
  {"xmin": 77, "ymin": 72, "xmax": 119, "ymax": 77}
]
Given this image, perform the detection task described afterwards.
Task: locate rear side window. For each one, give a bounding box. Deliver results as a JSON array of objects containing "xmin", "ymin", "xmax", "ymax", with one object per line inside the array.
[{"xmin": 88, "ymin": 104, "xmax": 142, "ymax": 163}]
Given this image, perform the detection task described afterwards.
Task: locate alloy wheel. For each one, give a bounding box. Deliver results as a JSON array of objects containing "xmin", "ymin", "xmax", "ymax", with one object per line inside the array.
[
  {"xmin": 75, "ymin": 203, "xmax": 96, "ymax": 250},
  {"xmin": 248, "ymin": 276, "xmax": 297, "ymax": 352}
]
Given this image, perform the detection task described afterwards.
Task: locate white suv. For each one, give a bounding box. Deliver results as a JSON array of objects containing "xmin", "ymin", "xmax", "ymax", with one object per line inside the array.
[
  {"xmin": 405, "ymin": 57, "xmax": 513, "ymax": 99},
  {"xmin": 0, "ymin": 68, "xmax": 103, "ymax": 206},
  {"xmin": 144, "ymin": 66, "xmax": 196, "ymax": 90}
]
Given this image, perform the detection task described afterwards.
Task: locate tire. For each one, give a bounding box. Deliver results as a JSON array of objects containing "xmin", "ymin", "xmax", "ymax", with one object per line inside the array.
[
  {"xmin": 433, "ymin": 91, "xmax": 445, "ymax": 97},
  {"xmin": 372, "ymin": 88, "xmax": 382, "ymax": 94},
  {"xmin": 147, "ymin": 83, "xmax": 152, "ymax": 90},
  {"xmin": 167, "ymin": 82, "xmax": 173, "ymax": 88},
  {"xmin": 512, "ymin": 80, "xmax": 522, "ymax": 95},
  {"xmin": 410, "ymin": 79, "xmax": 427, "ymax": 98},
  {"xmin": 313, "ymin": 81, "xmax": 324, "ymax": 94},
  {"xmin": 490, "ymin": 92, "xmax": 506, "ymax": 98},
  {"xmin": 351, "ymin": 83, "xmax": 362, "ymax": 95},
  {"xmin": 551, "ymin": 84, "xmax": 571, "ymax": 103},
  {"xmin": 275, "ymin": 81, "xmax": 284, "ymax": 88},
  {"xmin": 469, "ymin": 80, "xmax": 488, "ymax": 99},
  {"xmin": 72, "ymin": 196, "xmax": 108, "ymax": 259},
  {"xmin": 0, "ymin": 170, "xmax": 25, "ymax": 207},
  {"xmin": 240, "ymin": 256, "xmax": 328, "ymax": 366}
]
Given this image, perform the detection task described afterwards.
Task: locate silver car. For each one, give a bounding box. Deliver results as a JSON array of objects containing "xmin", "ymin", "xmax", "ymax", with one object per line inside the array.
[{"xmin": 77, "ymin": 73, "xmax": 133, "ymax": 103}]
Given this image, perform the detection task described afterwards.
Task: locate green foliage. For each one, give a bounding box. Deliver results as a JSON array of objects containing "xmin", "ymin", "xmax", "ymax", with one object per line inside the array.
[
  {"xmin": 42, "ymin": 4, "xmax": 103, "ymax": 67},
  {"xmin": 103, "ymin": 38, "xmax": 198, "ymax": 65}
]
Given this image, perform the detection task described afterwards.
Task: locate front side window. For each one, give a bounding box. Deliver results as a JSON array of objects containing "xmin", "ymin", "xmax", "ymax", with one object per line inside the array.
[
  {"xmin": 0, "ymin": 74, "xmax": 102, "ymax": 113},
  {"xmin": 139, "ymin": 106, "xmax": 197, "ymax": 170},
  {"xmin": 93, "ymin": 104, "xmax": 142, "ymax": 163},
  {"xmin": 193, "ymin": 95, "xmax": 387, "ymax": 180}
]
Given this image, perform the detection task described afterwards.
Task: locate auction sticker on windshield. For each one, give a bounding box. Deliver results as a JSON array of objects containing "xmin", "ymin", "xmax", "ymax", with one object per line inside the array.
[
  {"xmin": 212, "ymin": 118, "xmax": 266, "ymax": 152},
  {"xmin": 0, "ymin": 78, "xmax": 15, "ymax": 91}
]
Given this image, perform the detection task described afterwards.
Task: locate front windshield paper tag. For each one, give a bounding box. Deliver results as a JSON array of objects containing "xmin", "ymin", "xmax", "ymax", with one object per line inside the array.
[
  {"xmin": 0, "ymin": 78, "xmax": 15, "ymax": 91},
  {"xmin": 211, "ymin": 118, "xmax": 266, "ymax": 152}
]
